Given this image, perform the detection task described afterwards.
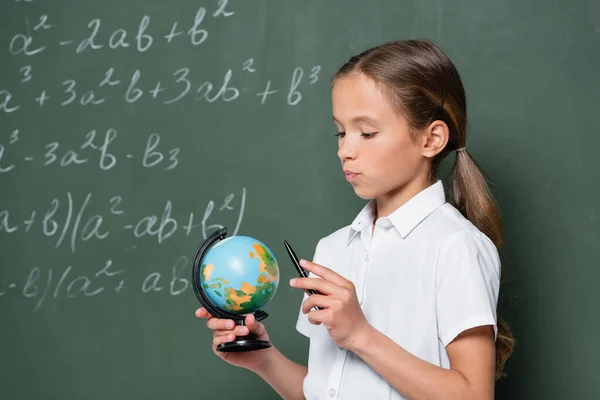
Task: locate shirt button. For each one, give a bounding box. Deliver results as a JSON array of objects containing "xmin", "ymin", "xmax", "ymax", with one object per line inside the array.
[{"xmin": 328, "ymin": 388, "xmax": 336, "ymax": 397}]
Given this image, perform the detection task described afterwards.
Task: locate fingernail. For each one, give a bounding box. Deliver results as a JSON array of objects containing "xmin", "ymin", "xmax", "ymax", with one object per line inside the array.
[
  {"xmin": 299, "ymin": 259, "xmax": 307, "ymax": 267},
  {"xmin": 241, "ymin": 327, "xmax": 249, "ymax": 334},
  {"xmin": 227, "ymin": 321, "xmax": 234, "ymax": 329},
  {"xmin": 289, "ymin": 278, "xmax": 296, "ymax": 286}
]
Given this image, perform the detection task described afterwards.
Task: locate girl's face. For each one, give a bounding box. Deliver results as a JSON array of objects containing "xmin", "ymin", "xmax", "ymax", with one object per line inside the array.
[{"xmin": 332, "ymin": 72, "xmax": 430, "ymax": 200}]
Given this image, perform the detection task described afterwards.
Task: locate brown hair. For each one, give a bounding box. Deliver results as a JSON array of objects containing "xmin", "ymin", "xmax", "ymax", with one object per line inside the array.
[{"xmin": 334, "ymin": 39, "xmax": 514, "ymax": 380}]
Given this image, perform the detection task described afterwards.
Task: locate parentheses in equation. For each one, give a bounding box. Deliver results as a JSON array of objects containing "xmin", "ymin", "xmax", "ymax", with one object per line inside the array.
[
  {"xmin": 55, "ymin": 192, "xmax": 74, "ymax": 249},
  {"xmin": 33, "ymin": 268, "xmax": 53, "ymax": 312},
  {"xmin": 52, "ymin": 266, "xmax": 72, "ymax": 309},
  {"xmin": 70, "ymin": 193, "xmax": 92, "ymax": 253}
]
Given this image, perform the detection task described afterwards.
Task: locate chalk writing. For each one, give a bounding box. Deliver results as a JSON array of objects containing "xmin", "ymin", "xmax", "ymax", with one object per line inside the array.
[
  {"xmin": 0, "ymin": 255, "xmax": 200, "ymax": 311},
  {"xmin": 0, "ymin": 128, "xmax": 180, "ymax": 172},
  {"xmin": 1, "ymin": 0, "xmax": 323, "ymax": 318},
  {"xmin": 8, "ymin": 3, "xmax": 236, "ymax": 57},
  {"xmin": 2, "ymin": 63, "xmax": 321, "ymax": 111},
  {"xmin": 0, "ymin": 187, "xmax": 247, "ymax": 251}
]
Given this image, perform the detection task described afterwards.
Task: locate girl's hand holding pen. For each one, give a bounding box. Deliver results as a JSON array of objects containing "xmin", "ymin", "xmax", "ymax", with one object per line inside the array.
[{"xmin": 289, "ymin": 259, "xmax": 372, "ymax": 350}]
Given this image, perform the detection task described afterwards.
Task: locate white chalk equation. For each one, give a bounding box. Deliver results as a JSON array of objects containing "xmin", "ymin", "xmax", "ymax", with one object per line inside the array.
[
  {"xmin": 0, "ymin": 63, "xmax": 321, "ymax": 113},
  {"xmin": 0, "ymin": 255, "xmax": 194, "ymax": 312},
  {"xmin": 0, "ymin": 129, "xmax": 180, "ymax": 173},
  {"xmin": 8, "ymin": 2, "xmax": 235, "ymax": 56},
  {"xmin": 0, "ymin": 187, "xmax": 247, "ymax": 252},
  {"xmin": 1, "ymin": 1, "xmax": 309, "ymax": 317}
]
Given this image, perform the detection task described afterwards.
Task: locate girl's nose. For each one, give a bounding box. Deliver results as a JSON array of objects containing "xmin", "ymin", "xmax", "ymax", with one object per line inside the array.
[{"xmin": 337, "ymin": 138, "xmax": 357, "ymax": 160}]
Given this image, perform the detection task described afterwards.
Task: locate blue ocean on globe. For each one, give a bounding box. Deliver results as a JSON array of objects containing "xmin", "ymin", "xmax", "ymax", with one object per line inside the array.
[{"xmin": 200, "ymin": 236, "xmax": 280, "ymax": 315}]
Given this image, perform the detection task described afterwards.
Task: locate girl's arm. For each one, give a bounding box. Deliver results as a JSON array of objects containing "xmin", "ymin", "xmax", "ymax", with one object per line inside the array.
[
  {"xmin": 252, "ymin": 346, "xmax": 308, "ymax": 400},
  {"xmin": 348, "ymin": 324, "xmax": 495, "ymax": 400}
]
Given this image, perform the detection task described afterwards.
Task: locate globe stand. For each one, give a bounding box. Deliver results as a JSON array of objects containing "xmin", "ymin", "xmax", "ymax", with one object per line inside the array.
[{"xmin": 191, "ymin": 227, "xmax": 273, "ymax": 352}]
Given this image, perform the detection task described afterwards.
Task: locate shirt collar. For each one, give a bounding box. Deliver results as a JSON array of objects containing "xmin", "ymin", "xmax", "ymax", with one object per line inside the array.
[
  {"xmin": 348, "ymin": 201, "xmax": 377, "ymax": 242},
  {"xmin": 347, "ymin": 180, "xmax": 447, "ymax": 244}
]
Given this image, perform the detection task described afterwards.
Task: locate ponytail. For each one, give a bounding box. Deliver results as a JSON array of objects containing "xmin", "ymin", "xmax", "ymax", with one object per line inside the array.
[{"xmin": 449, "ymin": 149, "xmax": 515, "ymax": 380}]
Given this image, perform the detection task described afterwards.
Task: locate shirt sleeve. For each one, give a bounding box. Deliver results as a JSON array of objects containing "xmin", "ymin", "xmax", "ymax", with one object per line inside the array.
[
  {"xmin": 295, "ymin": 239, "xmax": 323, "ymax": 338},
  {"xmin": 436, "ymin": 230, "xmax": 501, "ymax": 347}
]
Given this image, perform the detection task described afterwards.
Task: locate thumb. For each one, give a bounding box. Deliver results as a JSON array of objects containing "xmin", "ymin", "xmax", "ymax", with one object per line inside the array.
[{"xmin": 245, "ymin": 313, "xmax": 265, "ymax": 336}]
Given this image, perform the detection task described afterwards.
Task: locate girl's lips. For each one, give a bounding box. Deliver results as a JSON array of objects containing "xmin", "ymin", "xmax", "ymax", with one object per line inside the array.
[{"xmin": 344, "ymin": 172, "xmax": 360, "ymax": 182}]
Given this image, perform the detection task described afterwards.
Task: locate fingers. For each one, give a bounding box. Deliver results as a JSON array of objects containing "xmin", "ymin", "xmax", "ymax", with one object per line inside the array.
[
  {"xmin": 215, "ymin": 325, "xmax": 249, "ymax": 337},
  {"xmin": 206, "ymin": 317, "xmax": 237, "ymax": 331},
  {"xmin": 291, "ymin": 276, "xmax": 344, "ymax": 296},
  {"xmin": 198, "ymin": 308, "xmax": 240, "ymax": 332},
  {"xmin": 213, "ymin": 332, "xmax": 236, "ymax": 348},
  {"xmin": 245, "ymin": 313, "xmax": 265, "ymax": 336},
  {"xmin": 195, "ymin": 307, "xmax": 213, "ymax": 319},
  {"xmin": 212, "ymin": 322, "xmax": 252, "ymax": 350},
  {"xmin": 306, "ymin": 309, "xmax": 326, "ymax": 325},
  {"xmin": 300, "ymin": 259, "xmax": 351, "ymax": 288},
  {"xmin": 202, "ymin": 313, "xmax": 256, "ymax": 336},
  {"xmin": 197, "ymin": 308, "xmax": 265, "ymax": 351},
  {"xmin": 301, "ymin": 294, "xmax": 337, "ymax": 314}
]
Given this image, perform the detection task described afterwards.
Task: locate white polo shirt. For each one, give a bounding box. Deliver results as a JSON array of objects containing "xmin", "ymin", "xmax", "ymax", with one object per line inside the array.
[{"xmin": 296, "ymin": 180, "xmax": 500, "ymax": 400}]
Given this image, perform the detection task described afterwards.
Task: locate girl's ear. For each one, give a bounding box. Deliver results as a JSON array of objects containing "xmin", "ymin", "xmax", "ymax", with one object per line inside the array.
[{"xmin": 421, "ymin": 120, "xmax": 449, "ymax": 158}]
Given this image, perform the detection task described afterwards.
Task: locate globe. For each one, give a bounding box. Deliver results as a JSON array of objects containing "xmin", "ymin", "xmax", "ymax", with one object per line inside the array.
[{"xmin": 199, "ymin": 235, "xmax": 279, "ymax": 315}]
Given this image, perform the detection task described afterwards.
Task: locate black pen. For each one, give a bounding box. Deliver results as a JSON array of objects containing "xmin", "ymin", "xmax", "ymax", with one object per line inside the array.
[{"xmin": 283, "ymin": 240, "xmax": 322, "ymax": 311}]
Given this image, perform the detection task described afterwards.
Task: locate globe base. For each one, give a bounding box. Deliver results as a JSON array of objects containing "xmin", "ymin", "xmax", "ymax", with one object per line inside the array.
[{"xmin": 216, "ymin": 333, "xmax": 272, "ymax": 352}]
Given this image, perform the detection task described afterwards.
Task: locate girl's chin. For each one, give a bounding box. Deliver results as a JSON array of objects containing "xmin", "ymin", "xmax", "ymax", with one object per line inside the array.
[{"xmin": 351, "ymin": 185, "xmax": 378, "ymax": 200}]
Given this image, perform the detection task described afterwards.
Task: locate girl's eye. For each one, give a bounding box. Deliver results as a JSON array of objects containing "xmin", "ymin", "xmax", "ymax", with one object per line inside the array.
[{"xmin": 334, "ymin": 132, "xmax": 377, "ymax": 138}]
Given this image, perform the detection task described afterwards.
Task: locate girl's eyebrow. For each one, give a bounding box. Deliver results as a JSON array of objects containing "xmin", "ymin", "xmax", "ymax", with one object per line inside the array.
[{"xmin": 332, "ymin": 115, "xmax": 380, "ymax": 125}]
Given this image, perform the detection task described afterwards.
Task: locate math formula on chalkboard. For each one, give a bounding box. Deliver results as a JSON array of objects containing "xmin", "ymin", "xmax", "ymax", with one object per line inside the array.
[{"xmin": 1, "ymin": 0, "xmax": 325, "ymax": 312}]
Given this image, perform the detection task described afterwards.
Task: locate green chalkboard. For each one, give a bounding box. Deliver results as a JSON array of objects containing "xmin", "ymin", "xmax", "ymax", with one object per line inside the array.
[{"xmin": 1, "ymin": 0, "xmax": 598, "ymax": 399}]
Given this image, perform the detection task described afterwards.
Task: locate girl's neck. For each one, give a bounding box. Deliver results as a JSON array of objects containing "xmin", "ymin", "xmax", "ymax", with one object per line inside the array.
[{"xmin": 374, "ymin": 176, "xmax": 436, "ymax": 220}]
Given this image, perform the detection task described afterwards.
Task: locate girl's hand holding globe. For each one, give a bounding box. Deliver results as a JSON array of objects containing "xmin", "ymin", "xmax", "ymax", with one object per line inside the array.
[
  {"xmin": 191, "ymin": 231, "xmax": 280, "ymax": 369},
  {"xmin": 195, "ymin": 307, "xmax": 272, "ymax": 372}
]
